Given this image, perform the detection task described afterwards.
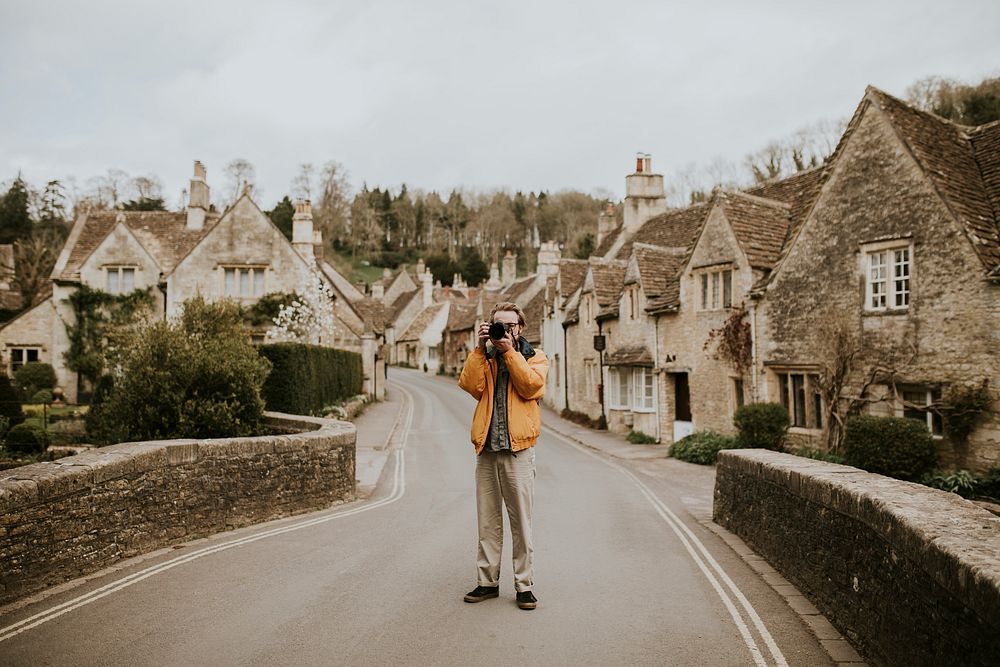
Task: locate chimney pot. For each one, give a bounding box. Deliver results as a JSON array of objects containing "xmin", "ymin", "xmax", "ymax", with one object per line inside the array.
[{"xmin": 635, "ymin": 152, "xmax": 644, "ymax": 173}]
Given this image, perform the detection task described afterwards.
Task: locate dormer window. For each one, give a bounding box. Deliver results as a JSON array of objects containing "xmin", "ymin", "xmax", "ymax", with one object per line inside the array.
[
  {"xmin": 106, "ymin": 267, "xmax": 135, "ymax": 294},
  {"xmin": 698, "ymin": 268, "xmax": 732, "ymax": 310}
]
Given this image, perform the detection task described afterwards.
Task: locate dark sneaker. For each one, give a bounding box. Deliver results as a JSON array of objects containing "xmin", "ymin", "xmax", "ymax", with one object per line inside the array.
[
  {"xmin": 516, "ymin": 591, "xmax": 537, "ymax": 610},
  {"xmin": 464, "ymin": 586, "xmax": 499, "ymax": 603}
]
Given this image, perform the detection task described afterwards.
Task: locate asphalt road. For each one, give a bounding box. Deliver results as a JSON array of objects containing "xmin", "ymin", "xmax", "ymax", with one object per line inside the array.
[{"xmin": 0, "ymin": 370, "xmax": 832, "ymax": 666}]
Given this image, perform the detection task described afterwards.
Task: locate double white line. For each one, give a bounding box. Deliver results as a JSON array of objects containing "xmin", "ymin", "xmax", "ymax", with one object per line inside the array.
[
  {"xmin": 0, "ymin": 384, "xmax": 415, "ymax": 644},
  {"xmin": 546, "ymin": 427, "xmax": 788, "ymax": 667}
]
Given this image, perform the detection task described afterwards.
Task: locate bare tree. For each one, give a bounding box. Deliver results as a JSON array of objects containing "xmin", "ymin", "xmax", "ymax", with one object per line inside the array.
[
  {"xmin": 291, "ymin": 163, "xmax": 316, "ymax": 201},
  {"xmin": 315, "ymin": 161, "xmax": 352, "ymax": 247},
  {"xmin": 9, "ymin": 227, "xmax": 65, "ymax": 307},
  {"xmin": 223, "ymin": 158, "xmax": 257, "ymax": 205}
]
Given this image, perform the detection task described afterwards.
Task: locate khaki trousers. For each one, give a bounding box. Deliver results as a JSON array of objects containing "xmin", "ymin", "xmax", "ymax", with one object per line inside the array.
[{"xmin": 475, "ymin": 447, "xmax": 536, "ymax": 593}]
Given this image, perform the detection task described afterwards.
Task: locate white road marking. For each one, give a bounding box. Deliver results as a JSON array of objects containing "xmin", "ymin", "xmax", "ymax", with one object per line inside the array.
[
  {"xmin": 545, "ymin": 427, "xmax": 788, "ymax": 667},
  {"xmin": 0, "ymin": 384, "xmax": 415, "ymax": 644}
]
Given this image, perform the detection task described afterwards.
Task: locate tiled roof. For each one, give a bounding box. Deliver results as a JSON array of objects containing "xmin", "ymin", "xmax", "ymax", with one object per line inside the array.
[
  {"xmin": 352, "ymin": 297, "xmax": 385, "ymax": 334},
  {"xmin": 589, "ymin": 258, "xmax": 627, "ymax": 309},
  {"xmin": 744, "ymin": 165, "xmax": 826, "ymax": 239},
  {"xmin": 557, "ymin": 259, "xmax": 588, "ymax": 306},
  {"xmin": 868, "ymin": 87, "xmax": 1000, "ymax": 272},
  {"xmin": 59, "ymin": 211, "xmax": 218, "ymax": 281},
  {"xmin": 631, "ymin": 243, "xmax": 685, "ymax": 304},
  {"xmin": 520, "ymin": 289, "xmax": 546, "ymax": 345},
  {"xmin": 398, "ymin": 302, "xmax": 446, "ymax": 342},
  {"xmin": 616, "ymin": 204, "xmax": 708, "ymax": 260},
  {"xmin": 971, "ymin": 121, "xmax": 1000, "ymax": 232},
  {"xmin": 389, "ymin": 288, "xmax": 420, "ymax": 323},
  {"xmin": 594, "ymin": 225, "xmax": 623, "ymax": 257},
  {"xmin": 447, "ymin": 302, "xmax": 479, "ymax": 332},
  {"xmin": 719, "ymin": 192, "xmax": 792, "ymax": 269},
  {"xmin": 605, "ymin": 344, "xmax": 653, "ymax": 367},
  {"xmin": 501, "ymin": 275, "xmax": 536, "ymax": 303}
]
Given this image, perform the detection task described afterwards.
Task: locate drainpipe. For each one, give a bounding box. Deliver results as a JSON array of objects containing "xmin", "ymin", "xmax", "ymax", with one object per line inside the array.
[
  {"xmin": 562, "ymin": 323, "xmax": 569, "ymax": 412},
  {"xmin": 598, "ymin": 320, "xmax": 606, "ymax": 427},
  {"xmin": 653, "ymin": 313, "xmax": 661, "ymax": 443},
  {"xmin": 750, "ymin": 299, "xmax": 759, "ymax": 402}
]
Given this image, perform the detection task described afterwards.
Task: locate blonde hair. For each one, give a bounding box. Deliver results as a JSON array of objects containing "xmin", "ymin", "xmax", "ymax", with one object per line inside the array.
[{"xmin": 490, "ymin": 301, "xmax": 525, "ymax": 327}]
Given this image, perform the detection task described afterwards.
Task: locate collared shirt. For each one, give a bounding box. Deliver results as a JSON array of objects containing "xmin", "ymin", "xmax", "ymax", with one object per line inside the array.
[{"xmin": 485, "ymin": 350, "xmax": 512, "ymax": 452}]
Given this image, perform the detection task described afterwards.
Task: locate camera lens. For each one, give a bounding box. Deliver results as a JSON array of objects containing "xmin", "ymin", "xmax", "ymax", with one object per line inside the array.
[{"xmin": 489, "ymin": 321, "xmax": 508, "ymax": 340}]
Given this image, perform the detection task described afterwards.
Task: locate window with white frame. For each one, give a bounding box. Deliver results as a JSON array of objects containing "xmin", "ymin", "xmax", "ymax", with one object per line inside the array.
[
  {"xmin": 898, "ymin": 385, "xmax": 943, "ymax": 436},
  {"xmin": 608, "ymin": 368, "xmax": 631, "ymax": 409},
  {"xmin": 106, "ymin": 267, "xmax": 136, "ymax": 294},
  {"xmin": 698, "ymin": 268, "xmax": 733, "ymax": 311},
  {"xmin": 8, "ymin": 347, "xmax": 40, "ymax": 373},
  {"xmin": 632, "ymin": 367, "xmax": 655, "ymax": 412},
  {"xmin": 865, "ymin": 244, "xmax": 911, "ymax": 311},
  {"xmin": 223, "ymin": 266, "xmax": 267, "ymax": 298},
  {"xmin": 775, "ymin": 371, "xmax": 823, "ymax": 429}
]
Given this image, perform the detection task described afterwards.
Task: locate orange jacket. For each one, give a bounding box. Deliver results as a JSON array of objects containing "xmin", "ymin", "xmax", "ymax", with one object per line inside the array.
[{"xmin": 458, "ymin": 345, "xmax": 548, "ymax": 454}]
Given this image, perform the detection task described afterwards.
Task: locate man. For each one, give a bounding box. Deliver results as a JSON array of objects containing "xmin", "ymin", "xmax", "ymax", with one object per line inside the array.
[{"xmin": 458, "ymin": 301, "xmax": 548, "ymax": 610}]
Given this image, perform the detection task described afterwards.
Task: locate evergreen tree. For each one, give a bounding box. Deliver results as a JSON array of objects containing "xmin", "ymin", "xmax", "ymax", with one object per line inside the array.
[
  {"xmin": 0, "ymin": 373, "xmax": 25, "ymax": 428},
  {"xmin": 268, "ymin": 196, "xmax": 295, "ymax": 240},
  {"xmin": 0, "ymin": 177, "xmax": 33, "ymax": 245}
]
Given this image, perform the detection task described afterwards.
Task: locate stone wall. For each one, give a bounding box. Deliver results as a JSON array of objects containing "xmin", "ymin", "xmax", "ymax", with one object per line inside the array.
[
  {"xmin": 714, "ymin": 449, "xmax": 1000, "ymax": 667},
  {"xmin": 0, "ymin": 412, "xmax": 356, "ymax": 605}
]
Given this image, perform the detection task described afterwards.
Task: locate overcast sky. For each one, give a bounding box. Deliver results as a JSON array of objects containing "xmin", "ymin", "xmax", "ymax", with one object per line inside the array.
[{"xmin": 2, "ymin": 0, "xmax": 999, "ymax": 208}]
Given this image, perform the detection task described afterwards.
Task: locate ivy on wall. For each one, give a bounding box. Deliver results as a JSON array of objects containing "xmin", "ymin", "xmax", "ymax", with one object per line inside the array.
[
  {"xmin": 63, "ymin": 284, "xmax": 156, "ymax": 386},
  {"xmin": 704, "ymin": 305, "xmax": 753, "ymax": 377}
]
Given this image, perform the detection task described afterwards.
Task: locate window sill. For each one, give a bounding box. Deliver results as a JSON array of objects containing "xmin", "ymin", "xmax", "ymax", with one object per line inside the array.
[
  {"xmin": 631, "ymin": 408, "xmax": 656, "ymax": 414},
  {"xmin": 862, "ymin": 308, "xmax": 909, "ymax": 317},
  {"xmin": 788, "ymin": 426, "xmax": 823, "ymax": 435}
]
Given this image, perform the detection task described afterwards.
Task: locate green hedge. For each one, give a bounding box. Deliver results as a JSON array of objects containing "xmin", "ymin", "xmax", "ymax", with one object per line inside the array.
[
  {"xmin": 5, "ymin": 423, "xmax": 48, "ymax": 454},
  {"xmin": 669, "ymin": 431, "xmax": 740, "ymax": 465},
  {"xmin": 844, "ymin": 415, "xmax": 937, "ymax": 481},
  {"xmin": 733, "ymin": 402, "xmax": 789, "ymax": 451},
  {"xmin": 259, "ymin": 343, "xmax": 363, "ymax": 415}
]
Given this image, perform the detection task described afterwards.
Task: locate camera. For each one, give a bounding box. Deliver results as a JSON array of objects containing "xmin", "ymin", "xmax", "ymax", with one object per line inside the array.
[{"xmin": 489, "ymin": 321, "xmax": 511, "ymax": 341}]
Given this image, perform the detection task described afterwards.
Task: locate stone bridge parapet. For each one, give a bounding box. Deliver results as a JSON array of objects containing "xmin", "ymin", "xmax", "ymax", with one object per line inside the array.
[
  {"xmin": 714, "ymin": 449, "xmax": 1000, "ymax": 667},
  {"xmin": 0, "ymin": 412, "xmax": 355, "ymax": 606}
]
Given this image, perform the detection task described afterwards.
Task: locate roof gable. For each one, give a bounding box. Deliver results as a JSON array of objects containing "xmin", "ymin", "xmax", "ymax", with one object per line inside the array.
[
  {"xmin": 719, "ymin": 191, "xmax": 792, "ymax": 269},
  {"xmin": 867, "ymin": 87, "xmax": 1000, "ymax": 272}
]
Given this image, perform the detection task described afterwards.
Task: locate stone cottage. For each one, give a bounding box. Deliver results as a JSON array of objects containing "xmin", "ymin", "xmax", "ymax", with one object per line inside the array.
[
  {"xmin": 0, "ymin": 162, "xmax": 384, "ymax": 403},
  {"xmin": 753, "ymin": 87, "xmax": 1000, "ymax": 472}
]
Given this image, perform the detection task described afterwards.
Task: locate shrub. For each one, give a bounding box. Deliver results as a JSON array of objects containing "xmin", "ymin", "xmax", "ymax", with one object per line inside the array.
[
  {"xmin": 5, "ymin": 423, "xmax": 48, "ymax": 454},
  {"xmin": 87, "ymin": 297, "xmax": 272, "ymax": 444},
  {"xmin": 920, "ymin": 469, "xmax": 979, "ymax": 498},
  {"xmin": 733, "ymin": 403, "xmax": 789, "ymax": 451},
  {"xmin": 977, "ymin": 468, "xmax": 1000, "ymax": 501},
  {"xmin": 669, "ymin": 431, "xmax": 738, "ymax": 465},
  {"xmin": 0, "ymin": 373, "xmax": 24, "ymax": 428},
  {"xmin": 843, "ymin": 415, "xmax": 937, "ymax": 481},
  {"xmin": 259, "ymin": 343, "xmax": 363, "ymax": 415},
  {"xmin": 30, "ymin": 389, "xmax": 53, "ymax": 405},
  {"xmin": 626, "ymin": 429, "xmax": 657, "ymax": 444},
  {"xmin": 14, "ymin": 362, "xmax": 57, "ymax": 397}
]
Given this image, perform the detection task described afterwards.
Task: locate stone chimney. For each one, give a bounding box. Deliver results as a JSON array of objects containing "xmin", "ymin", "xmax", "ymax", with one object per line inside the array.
[
  {"xmin": 292, "ymin": 200, "xmax": 315, "ymax": 262},
  {"xmin": 535, "ymin": 240, "xmax": 561, "ymax": 283},
  {"xmin": 186, "ymin": 160, "xmax": 210, "ymax": 230},
  {"xmin": 420, "ymin": 268, "xmax": 433, "ymax": 307},
  {"xmin": 597, "ymin": 202, "xmax": 617, "ymax": 248},
  {"xmin": 501, "ymin": 250, "xmax": 516, "ymax": 287},
  {"xmin": 485, "ymin": 261, "xmax": 502, "ymax": 290},
  {"xmin": 416, "ymin": 258, "xmax": 425, "ymax": 276},
  {"xmin": 624, "ymin": 152, "xmax": 666, "ymax": 234},
  {"xmin": 371, "ymin": 281, "xmax": 385, "ymax": 300}
]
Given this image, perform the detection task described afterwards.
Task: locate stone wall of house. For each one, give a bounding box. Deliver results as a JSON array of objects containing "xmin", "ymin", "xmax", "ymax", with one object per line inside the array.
[
  {"xmin": 657, "ymin": 207, "xmax": 752, "ymax": 443},
  {"xmin": 166, "ymin": 198, "xmax": 313, "ymax": 318},
  {"xmin": 565, "ymin": 293, "xmax": 602, "ymax": 419},
  {"xmin": 0, "ymin": 412, "xmax": 356, "ymax": 605},
  {"xmin": 0, "ymin": 297, "xmax": 56, "ymax": 379},
  {"xmin": 601, "ymin": 283, "xmax": 659, "ymax": 438},
  {"xmin": 714, "ymin": 449, "xmax": 1000, "ymax": 667},
  {"xmin": 756, "ymin": 106, "xmax": 1000, "ymax": 471}
]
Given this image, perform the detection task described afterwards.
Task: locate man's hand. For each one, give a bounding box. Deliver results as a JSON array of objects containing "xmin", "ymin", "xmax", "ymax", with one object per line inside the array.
[
  {"xmin": 477, "ymin": 321, "xmax": 490, "ymax": 352},
  {"xmin": 493, "ymin": 329, "xmax": 515, "ymax": 355}
]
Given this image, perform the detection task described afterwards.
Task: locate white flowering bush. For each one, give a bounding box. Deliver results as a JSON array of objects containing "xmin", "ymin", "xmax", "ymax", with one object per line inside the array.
[{"xmin": 266, "ymin": 267, "xmax": 337, "ymax": 345}]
